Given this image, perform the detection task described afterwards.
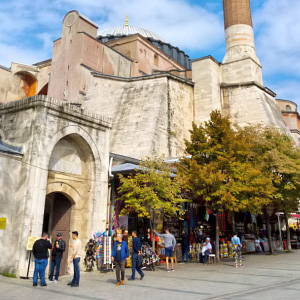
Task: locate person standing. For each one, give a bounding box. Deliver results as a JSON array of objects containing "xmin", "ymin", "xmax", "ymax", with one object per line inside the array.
[
  {"xmin": 231, "ymin": 233, "xmax": 243, "ymax": 268},
  {"xmin": 129, "ymin": 231, "xmax": 145, "ymax": 281},
  {"xmin": 49, "ymin": 233, "xmax": 66, "ymax": 282},
  {"xmin": 112, "ymin": 234, "xmax": 129, "ymax": 286},
  {"xmin": 199, "ymin": 237, "xmax": 212, "ymax": 264},
  {"xmin": 32, "ymin": 232, "xmax": 52, "ymax": 287},
  {"xmin": 68, "ymin": 231, "xmax": 82, "ymax": 287},
  {"xmin": 181, "ymin": 230, "xmax": 189, "ymax": 263},
  {"xmin": 154, "ymin": 229, "xmax": 176, "ymax": 272}
]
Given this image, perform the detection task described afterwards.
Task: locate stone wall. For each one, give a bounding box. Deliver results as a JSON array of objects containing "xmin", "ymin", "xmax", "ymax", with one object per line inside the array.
[
  {"xmin": 0, "ymin": 95, "xmax": 111, "ymax": 276},
  {"xmin": 192, "ymin": 57, "xmax": 221, "ymax": 125},
  {"xmin": 84, "ymin": 73, "xmax": 194, "ymax": 159}
]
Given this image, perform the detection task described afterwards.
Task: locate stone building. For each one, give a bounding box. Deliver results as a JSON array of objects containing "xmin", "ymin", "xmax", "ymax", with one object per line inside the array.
[{"xmin": 0, "ymin": 0, "xmax": 293, "ymax": 276}]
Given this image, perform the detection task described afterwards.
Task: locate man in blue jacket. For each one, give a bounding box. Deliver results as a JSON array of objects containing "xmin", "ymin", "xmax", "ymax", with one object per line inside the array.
[
  {"xmin": 129, "ymin": 231, "xmax": 145, "ymax": 281},
  {"xmin": 112, "ymin": 234, "xmax": 129, "ymax": 286}
]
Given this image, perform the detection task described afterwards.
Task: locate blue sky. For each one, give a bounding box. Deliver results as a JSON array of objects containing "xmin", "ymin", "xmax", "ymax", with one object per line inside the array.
[{"xmin": 0, "ymin": 0, "xmax": 299, "ymax": 105}]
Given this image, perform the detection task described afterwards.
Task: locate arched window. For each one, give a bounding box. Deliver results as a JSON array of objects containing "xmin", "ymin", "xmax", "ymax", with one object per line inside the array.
[{"xmin": 286, "ymin": 105, "xmax": 292, "ymax": 112}]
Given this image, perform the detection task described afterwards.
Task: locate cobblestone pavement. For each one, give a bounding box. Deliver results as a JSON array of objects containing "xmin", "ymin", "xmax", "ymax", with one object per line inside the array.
[{"xmin": 1, "ymin": 251, "xmax": 300, "ymax": 300}]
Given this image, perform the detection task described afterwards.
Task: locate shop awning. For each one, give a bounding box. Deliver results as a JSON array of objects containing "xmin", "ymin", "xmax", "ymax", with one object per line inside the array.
[
  {"xmin": 290, "ymin": 214, "xmax": 300, "ymax": 219},
  {"xmin": 111, "ymin": 163, "xmax": 176, "ymax": 177}
]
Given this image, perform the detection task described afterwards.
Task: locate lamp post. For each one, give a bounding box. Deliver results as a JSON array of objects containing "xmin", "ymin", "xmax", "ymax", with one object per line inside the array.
[{"xmin": 276, "ymin": 212, "xmax": 283, "ymax": 250}]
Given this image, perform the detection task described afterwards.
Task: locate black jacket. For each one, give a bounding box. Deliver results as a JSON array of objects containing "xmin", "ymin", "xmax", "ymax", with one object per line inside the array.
[
  {"xmin": 181, "ymin": 234, "xmax": 189, "ymax": 248},
  {"xmin": 32, "ymin": 239, "xmax": 52, "ymax": 259},
  {"xmin": 51, "ymin": 239, "xmax": 66, "ymax": 258},
  {"xmin": 132, "ymin": 237, "xmax": 142, "ymax": 254}
]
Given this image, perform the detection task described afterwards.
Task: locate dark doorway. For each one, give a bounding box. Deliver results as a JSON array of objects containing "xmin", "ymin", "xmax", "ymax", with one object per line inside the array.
[{"xmin": 43, "ymin": 192, "xmax": 72, "ymax": 275}]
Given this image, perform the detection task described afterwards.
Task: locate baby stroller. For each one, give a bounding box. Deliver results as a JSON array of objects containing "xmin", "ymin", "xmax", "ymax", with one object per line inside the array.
[{"xmin": 141, "ymin": 242, "xmax": 159, "ymax": 271}]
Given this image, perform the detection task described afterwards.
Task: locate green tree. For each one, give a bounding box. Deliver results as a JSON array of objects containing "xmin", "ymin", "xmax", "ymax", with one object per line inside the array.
[
  {"xmin": 117, "ymin": 156, "xmax": 189, "ymax": 250},
  {"xmin": 178, "ymin": 111, "xmax": 275, "ymax": 261},
  {"xmin": 250, "ymin": 128, "xmax": 300, "ymax": 251}
]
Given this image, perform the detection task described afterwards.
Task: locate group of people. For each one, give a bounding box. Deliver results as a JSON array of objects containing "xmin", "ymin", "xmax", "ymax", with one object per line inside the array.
[
  {"xmin": 32, "ymin": 228, "xmax": 243, "ymax": 288},
  {"xmin": 32, "ymin": 231, "xmax": 81, "ymax": 287}
]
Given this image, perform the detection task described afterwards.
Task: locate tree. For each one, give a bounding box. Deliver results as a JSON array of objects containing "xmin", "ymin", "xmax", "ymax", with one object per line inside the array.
[
  {"xmin": 117, "ymin": 156, "xmax": 189, "ymax": 250},
  {"xmin": 178, "ymin": 111, "xmax": 275, "ymax": 262},
  {"xmin": 250, "ymin": 128, "xmax": 300, "ymax": 251}
]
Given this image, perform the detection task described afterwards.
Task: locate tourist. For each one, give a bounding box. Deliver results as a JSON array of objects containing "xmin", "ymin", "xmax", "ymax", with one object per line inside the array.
[
  {"xmin": 181, "ymin": 230, "xmax": 189, "ymax": 263},
  {"xmin": 112, "ymin": 234, "xmax": 129, "ymax": 286},
  {"xmin": 199, "ymin": 237, "xmax": 212, "ymax": 264},
  {"xmin": 154, "ymin": 229, "xmax": 176, "ymax": 272},
  {"xmin": 67, "ymin": 231, "xmax": 82, "ymax": 287},
  {"xmin": 32, "ymin": 232, "xmax": 52, "ymax": 287},
  {"xmin": 129, "ymin": 231, "xmax": 145, "ymax": 281},
  {"xmin": 49, "ymin": 233, "xmax": 66, "ymax": 282},
  {"xmin": 231, "ymin": 233, "xmax": 243, "ymax": 268}
]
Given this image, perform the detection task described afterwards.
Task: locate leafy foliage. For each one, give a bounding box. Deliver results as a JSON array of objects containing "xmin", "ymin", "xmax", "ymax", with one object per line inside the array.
[
  {"xmin": 118, "ymin": 156, "xmax": 189, "ymax": 223},
  {"xmin": 248, "ymin": 127, "xmax": 300, "ymax": 213},
  {"xmin": 178, "ymin": 111, "xmax": 275, "ymax": 214}
]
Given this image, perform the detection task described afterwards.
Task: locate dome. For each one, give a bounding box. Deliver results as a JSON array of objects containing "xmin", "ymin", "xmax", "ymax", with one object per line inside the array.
[{"xmin": 98, "ymin": 25, "xmax": 166, "ymax": 43}]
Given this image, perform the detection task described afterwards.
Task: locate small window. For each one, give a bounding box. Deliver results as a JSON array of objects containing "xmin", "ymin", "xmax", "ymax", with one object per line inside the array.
[
  {"xmin": 286, "ymin": 105, "xmax": 292, "ymax": 112},
  {"xmin": 154, "ymin": 54, "xmax": 159, "ymax": 66}
]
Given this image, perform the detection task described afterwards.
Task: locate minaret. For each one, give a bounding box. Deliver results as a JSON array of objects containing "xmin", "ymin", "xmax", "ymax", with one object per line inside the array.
[{"xmin": 222, "ymin": 0, "xmax": 262, "ymax": 85}]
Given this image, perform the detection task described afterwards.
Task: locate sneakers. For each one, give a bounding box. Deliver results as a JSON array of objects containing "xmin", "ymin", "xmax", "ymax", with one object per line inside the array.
[
  {"xmin": 140, "ymin": 275, "xmax": 144, "ymax": 280},
  {"xmin": 41, "ymin": 283, "xmax": 47, "ymax": 287},
  {"xmin": 166, "ymin": 269, "xmax": 170, "ymax": 272},
  {"xmin": 122, "ymin": 280, "xmax": 125, "ymax": 285},
  {"xmin": 67, "ymin": 282, "xmax": 73, "ymax": 286},
  {"xmin": 171, "ymin": 269, "xmax": 174, "ymax": 272},
  {"xmin": 33, "ymin": 283, "xmax": 37, "ymax": 287},
  {"xmin": 54, "ymin": 280, "xmax": 58, "ymax": 283},
  {"xmin": 128, "ymin": 278, "xmax": 135, "ymax": 281},
  {"xmin": 116, "ymin": 282, "xmax": 120, "ymax": 286}
]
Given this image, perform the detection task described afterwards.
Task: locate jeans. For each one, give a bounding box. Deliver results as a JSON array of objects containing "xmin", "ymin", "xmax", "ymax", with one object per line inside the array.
[
  {"xmin": 33, "ymin": 259, "xmax": 48, "ymax": 285},
  {"xmin": 199, "ymin": 250, "xmax": 210, "ymax": 264},
  {"xmin": 131, "ymin": 253, "xmax": 144, "ymax": 280},
  {"xmin": 72, "ymin": 257, "xmax": 80, "ymax": 285},
  {"xmin": 49, "ymin": 257, "xmax": 62, "ymax": 281},
  {"xmin": 182, "ymin": 247, "xmax": 189, "ymax": 262},
  {"xmin": 115, "ymin": 260, "xmax": 125, "ymax": 282}
]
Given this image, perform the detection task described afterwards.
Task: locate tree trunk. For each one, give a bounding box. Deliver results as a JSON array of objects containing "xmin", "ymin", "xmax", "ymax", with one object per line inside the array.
[
  {"xmin": 284, "ymin": 211, "xmax": 291, "ymax": 251},
  {"xmin": 264, "ymin": 208, "xmax": 274, "ymax": 254},
  {"xmin": 215, "ymin": 210, "xmax": 220, "ymax": 263},
  {"xmin": 232, "ymin": 211, "xmax": 236, "ymax": 233}
]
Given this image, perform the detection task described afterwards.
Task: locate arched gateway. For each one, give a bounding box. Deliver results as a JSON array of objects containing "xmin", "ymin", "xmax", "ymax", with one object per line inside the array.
[{"xmin": 0, "ymin": 96, "xmax": 112, "ymax": 277}]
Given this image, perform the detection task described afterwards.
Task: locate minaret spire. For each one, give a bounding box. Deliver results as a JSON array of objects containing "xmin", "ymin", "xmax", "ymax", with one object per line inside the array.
[{"xmin": 222, "ymin": 0, "xmax": 262, "ymax": 85}]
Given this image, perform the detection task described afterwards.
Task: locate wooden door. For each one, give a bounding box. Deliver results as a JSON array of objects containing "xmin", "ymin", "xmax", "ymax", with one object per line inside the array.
[{"xmin": 51, "ymin": 193, "xmax": 72, "ymax": 275}]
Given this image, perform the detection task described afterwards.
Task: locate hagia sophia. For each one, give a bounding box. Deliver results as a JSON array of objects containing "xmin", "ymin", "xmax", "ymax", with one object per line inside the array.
[{"xmin": 0, "ymin": 0, "xmax": 299, "ymax": 277}]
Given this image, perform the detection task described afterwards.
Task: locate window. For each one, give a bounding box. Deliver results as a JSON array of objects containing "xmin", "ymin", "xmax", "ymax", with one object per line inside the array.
[{"xmin": 286, "ymin": 105, "xmax": 292, "ymax": 112}]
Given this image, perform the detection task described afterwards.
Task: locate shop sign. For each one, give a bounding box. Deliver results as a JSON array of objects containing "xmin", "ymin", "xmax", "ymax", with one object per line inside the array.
[{"xmin": 0, "ymin": 218, "xmax": 6, "ymax": 229}]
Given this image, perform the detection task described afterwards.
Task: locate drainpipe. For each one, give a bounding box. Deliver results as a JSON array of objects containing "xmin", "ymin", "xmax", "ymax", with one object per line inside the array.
[{"xmin": 107, "ymin": 157, "xmax": 114, "ymax": 236}]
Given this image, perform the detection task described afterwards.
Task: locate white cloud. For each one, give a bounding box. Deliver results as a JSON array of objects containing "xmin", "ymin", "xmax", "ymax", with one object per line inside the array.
[
  {"xmin": 0, "ymin": 0, "xmax": 224, "ymax": 68},
  {"xmin": 254, "ymin": 0, "xmax": 300, "ymax": 77}
]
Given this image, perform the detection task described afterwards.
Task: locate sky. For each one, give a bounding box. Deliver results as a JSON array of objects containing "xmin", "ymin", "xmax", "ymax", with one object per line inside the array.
[{"xmin": 0, "ymin": 0, "xmax": 299, "ymax": 105}]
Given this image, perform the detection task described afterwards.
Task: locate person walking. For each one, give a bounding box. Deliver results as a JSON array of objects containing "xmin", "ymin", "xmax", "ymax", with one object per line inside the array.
[
  {"xmin": 181, "ymin": 230, "xmax": 189, "ymax": 263},
  {"xmin": 112, "ymin": 234, "xmax": 129, "ymax": 286},
  {"xmin": 129, "ymin": 231, "xmax": 145, "ymax": 281},
  {"xmin": 49, "ymin": 233, "xmax": 66, "ymax": 282},
  {"xmin": 154, "ymin": 229, "xmax": 176, "ymax": 272},
  {"xmin": 32, "ymin": 232, "xmax": 52, "ymax": 287},
  {"xmin": 199, "ymin": 237, "xmax": 212, "ymax": 264},
  {"xmin": 231, "ymin": 233, "xmax": 243, "ymax": 268},
  {"xmin": 67, "ymin": 231, "xmax": 82, "ymax": 287}
]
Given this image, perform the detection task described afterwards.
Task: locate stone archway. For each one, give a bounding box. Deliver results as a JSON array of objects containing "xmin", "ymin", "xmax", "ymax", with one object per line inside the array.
[{"xmin": 45, "ymin": 132, "xmax": 97, "ymax": 273}]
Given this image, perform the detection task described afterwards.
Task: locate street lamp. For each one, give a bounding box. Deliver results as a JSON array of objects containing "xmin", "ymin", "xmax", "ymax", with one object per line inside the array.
[{"xmin": 276, "ymin": 212, "xmax": 284, "ymax": 250}]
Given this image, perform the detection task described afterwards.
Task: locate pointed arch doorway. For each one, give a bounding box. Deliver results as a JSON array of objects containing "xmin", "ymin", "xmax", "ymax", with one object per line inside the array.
[{"xmin": 43, "ymin": 192, "xmax": 73, "ymax": 276}]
